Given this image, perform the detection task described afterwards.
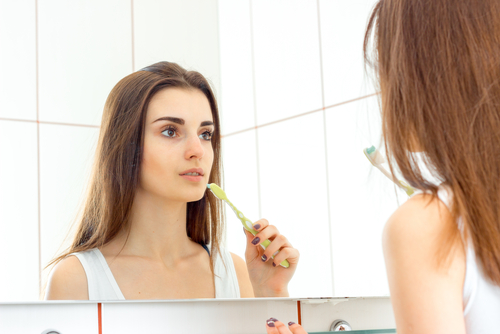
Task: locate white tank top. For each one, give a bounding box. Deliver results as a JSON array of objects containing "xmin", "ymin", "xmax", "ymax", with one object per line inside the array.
[
  {"xmin": 437, "ymin": 188, "xmax": 500, "ymax": 333},
  {"xmin": 68, "ymin": 246, "xmax": 240, "ymax": 300}
]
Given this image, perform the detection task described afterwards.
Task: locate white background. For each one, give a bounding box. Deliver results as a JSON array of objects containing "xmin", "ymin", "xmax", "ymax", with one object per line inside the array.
[{"xmin": 0, "ymin": 0, "xmax": 407, "ymax": 301}]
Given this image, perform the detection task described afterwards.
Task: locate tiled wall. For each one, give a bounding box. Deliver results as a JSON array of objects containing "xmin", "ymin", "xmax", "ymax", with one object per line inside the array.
[
  {"xmin": 219, "ymin": 0, "xmax": 408, "ymax": 298},
  {"xmin": 0, "ymin": 0, "xmax": 407, "ymax": 301}
]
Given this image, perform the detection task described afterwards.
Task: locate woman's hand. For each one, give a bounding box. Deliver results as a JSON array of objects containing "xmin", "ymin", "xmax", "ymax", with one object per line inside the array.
[
  {"xmin": 265, "ymin": 318, "xmax": 308, "ymax": 334},
  {"xmin": 244, "ymin": 219, "xmax": 299, "ymax": 297}
]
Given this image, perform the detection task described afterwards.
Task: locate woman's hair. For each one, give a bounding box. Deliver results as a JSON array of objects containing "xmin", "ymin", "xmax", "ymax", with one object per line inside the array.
[
  {"xmin": 364, "ymin": 0, "xmax": 500, "ymax": 283},
  {"xmin": 47, "ymin": 61, "xmax": 224, "ymax": 272}
]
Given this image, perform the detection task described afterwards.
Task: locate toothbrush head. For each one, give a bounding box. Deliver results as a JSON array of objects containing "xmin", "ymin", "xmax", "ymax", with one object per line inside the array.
[
  {"xmin": 207, "ymin": 183, "xmax": 228, "ymax": 201},
  {"xmin": 363, "ymin": 146, "xmax": 386, "ymax": 166}
]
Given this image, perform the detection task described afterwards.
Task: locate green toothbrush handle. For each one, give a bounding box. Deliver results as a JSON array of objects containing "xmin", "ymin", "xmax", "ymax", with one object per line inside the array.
[{"xmin": 235, "ymin": 209, "xmax": 290, "ymax": 269}]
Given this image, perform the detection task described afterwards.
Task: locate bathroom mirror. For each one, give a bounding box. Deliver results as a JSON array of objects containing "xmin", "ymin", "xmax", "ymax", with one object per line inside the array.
[{"xmin": 0, "ymin": 0, "xmax": 406, "ymax": 302}]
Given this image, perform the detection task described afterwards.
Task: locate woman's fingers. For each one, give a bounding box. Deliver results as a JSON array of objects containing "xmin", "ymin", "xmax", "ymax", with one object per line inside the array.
[
  {"xmin": 259, "ymin": 234, "xmax": 288, "ymax": 263},
  {"xmin": 265, "ymin": 318, "xmax": 281, "ymax": 334},
  {"xmin": 271, "ymin": 246, "xmax": 300, "ymax": 268},
  {"xmin": 266, "ymin": 319, "xmax": 292, "ymax": 334},
  {"xmin": 266, "ymin": 319, "xmax": 308, "ymax": 334},
  {"xmin": 288, "ymin": 322, "xmax": 308, "ymax": 334},
  {"xmin": 250, "ymin": 224, "xmax": 289, "ymax": 247},
  {"xmin": 252, "ymin": 218, "xmax": 269, "ymax": 231}
]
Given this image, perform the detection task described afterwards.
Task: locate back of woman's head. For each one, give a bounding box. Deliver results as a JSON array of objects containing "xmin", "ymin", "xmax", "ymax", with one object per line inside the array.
[
  {"xmin": 47, "ymin": 61, "xmax": 223, "ymax": 269},
  {"xmin": 365, "ymin": 0, "xmax": 500, "ymax": 283}
]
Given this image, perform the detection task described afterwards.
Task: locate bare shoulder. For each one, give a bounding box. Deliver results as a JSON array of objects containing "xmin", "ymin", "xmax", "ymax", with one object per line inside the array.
[
  {"xmin": 383, "ymin": 193, "xmax": 459, "ymax": 255},
  {"xmin": 383, "ymin": 193, "xmax": 466, "ymax": 333},
  {"xmin": 44, "ymin": 255, "xmax": 89, "ymax": 300},
  {"xmin": 230, "ymin": 252, "xmax": 254, "ymax": 298}
]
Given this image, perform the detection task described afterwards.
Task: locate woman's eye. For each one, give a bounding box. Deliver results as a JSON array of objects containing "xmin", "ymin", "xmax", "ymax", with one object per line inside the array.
[
  {"xmin": 162, "ymin": 128, "xmax": 178, "ymax": 138},
  {"xmin": 200, "ymin": 131, "xmax": 213, "ymax": 141}
]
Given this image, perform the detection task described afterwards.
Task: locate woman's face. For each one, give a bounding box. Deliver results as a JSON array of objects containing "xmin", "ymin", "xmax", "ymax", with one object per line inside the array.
[{"xmin": 139, "ymin": 87, "xmax": 215, "ymax": 203}]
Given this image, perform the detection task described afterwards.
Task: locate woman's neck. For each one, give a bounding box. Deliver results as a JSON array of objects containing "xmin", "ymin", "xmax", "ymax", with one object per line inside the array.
[{"xmin": 107, "ymin": 188, "xmax": 198, "ymax": 266}]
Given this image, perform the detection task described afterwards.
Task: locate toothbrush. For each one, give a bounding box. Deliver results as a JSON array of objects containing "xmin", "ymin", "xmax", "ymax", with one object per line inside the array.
[
  {"xmin": 363, "ymin": 146, "xmax": 415, "ymax": 197},
  {"xmin": 207, "ymin": 183, "xmax": 290, "ymax": 268}
]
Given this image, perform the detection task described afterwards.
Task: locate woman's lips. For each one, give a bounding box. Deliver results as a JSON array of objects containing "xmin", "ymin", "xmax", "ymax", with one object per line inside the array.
[
  {"xmin": 179, "ymin": 168, "xmax": 204, "ymax": 182},
  {"xmin": 179, "ymin": 174, "xmax": 204, "ymax": 182}
]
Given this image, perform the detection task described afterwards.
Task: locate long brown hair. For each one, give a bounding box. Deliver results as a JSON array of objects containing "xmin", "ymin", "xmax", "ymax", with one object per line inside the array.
[
  {"xmin": 364, "ymin": 0, "xmax": 500, "ymax": 283},
  {"xmin": 47, "ymin": 61, "xmax": 224, "ymax": 272}
]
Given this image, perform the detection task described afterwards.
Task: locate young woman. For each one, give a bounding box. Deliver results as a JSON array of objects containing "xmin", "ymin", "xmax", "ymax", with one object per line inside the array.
[
  {"xmin": 44, "ymin": 61, "xmax": 299, "ymax": 300},
  {"xmin": 265, "ymin": 0, "xmax": 500, "ymax": 333}
]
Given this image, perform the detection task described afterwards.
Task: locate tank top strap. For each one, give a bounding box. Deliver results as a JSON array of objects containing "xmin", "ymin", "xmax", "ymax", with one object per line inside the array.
[
  {"xmin": 213, "ymin": 247, "xmax": 240, "ymax": 298},
  {"xmin": 67, "ymin": 249, "xmax": 125, "ymax": 300}
]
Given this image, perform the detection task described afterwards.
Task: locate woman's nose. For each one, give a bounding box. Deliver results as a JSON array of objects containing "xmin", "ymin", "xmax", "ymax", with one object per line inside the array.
[{"xmin": 184, "ymin": 134, "xmax": 205, "ymax": 160}]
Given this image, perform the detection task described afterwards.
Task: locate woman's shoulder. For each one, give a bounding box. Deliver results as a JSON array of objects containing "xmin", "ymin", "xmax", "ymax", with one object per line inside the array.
[
  {"xmin": 384, "ymin": 192, "xmax": 453, "ymax": 239},
  {"xmin": 44, "ymin": 254, "xmax": 89, "ymax": 300},
  {"xmin": 383, "ymin": 191, "xmax": 465, "ymax": 278}
]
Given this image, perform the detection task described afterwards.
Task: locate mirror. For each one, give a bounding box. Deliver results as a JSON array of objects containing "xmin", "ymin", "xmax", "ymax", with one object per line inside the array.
[{"xmin": 0, "ymin": 0, "xmax": 407, "ymax": 301}]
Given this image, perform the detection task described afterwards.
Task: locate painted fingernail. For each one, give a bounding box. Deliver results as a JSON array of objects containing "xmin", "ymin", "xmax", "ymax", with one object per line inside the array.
[
  {"xmin": 253, "ymin": 223, "xmax": 261, "ymax": 230},
  {"xmin": 261, "ymin": 254, "xmax": 267, "ymax": 262},
  {"xmin": 270, "ymin": 318, "xmax": 278, "ymax": 321},
  {"xmin": 272, "ymin": 262, "xmax": 276, "ymax": 267},
  {"xmin": 267, "ymin": 320, "xmax": 276, "ymax": 327},
  {"xmin": 251, "ymin": 237, "xmax": 260, "ymax": 245},
  {"xmin": 288, "ymin": 322, "xmax": 296, "ymax": 326}
]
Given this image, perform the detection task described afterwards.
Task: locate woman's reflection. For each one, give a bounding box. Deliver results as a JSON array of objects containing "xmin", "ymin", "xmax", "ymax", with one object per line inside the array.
[{"xmin": 44, "ymin": 61, "xmax": 299, "ymax": 300}]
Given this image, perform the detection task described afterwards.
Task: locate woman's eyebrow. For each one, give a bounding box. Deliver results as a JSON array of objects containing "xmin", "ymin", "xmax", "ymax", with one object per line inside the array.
[
  {"xmin": 201, "ymin": 121, "xmax": 214, "ymax": 126},
  {"xmin": 153, "ymin": 116, "xmax": 184, "ymax": 125}
]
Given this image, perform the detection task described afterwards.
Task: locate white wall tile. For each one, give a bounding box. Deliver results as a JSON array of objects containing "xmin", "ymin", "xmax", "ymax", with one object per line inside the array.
[
  {"xmin": 0, "ymin": 1, "xmax": 36, "ymax": 120},
  {"xmin": 258, "ymin": 112, "xmax": 332, "ymax": 297},
  {"xmin": 0, "ymin": 121, "xmax": 39, "ymax": 301},
  {"xmin": 218, "ymin": 0, "xmax": 255, "ymax": 135},
  {"xmin": 134, "ymin": 0, "xmax": 221, "ymax": 101},
  {"xmin": 319, "ymin": 0, "xmax": 379, "ymax": 107},
  {"xmin": 221, "ymin": 130, "xmax": 260, "ymax": 259},
  {"xmin": 326, "ymin": 96, "xmax": 407, "ymax": 297},
  {"xmin": 38, "ymin": 0, "xmax": 132, "ymax": 125},
  {"xmin": 39, "ymin": 124, "xmax": 99, "ymax": 275},
  {"xmin": 0, "ymin": 302, "xmax": 98, "ymax": 334},
  {"xmin": 252, "ymin": 0, "xmax": 323, "ymax": 125}
]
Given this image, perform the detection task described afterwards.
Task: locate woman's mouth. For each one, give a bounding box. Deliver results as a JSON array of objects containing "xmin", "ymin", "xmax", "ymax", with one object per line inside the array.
[{"xmin": 180, "ymin": 168, "xmax": 204, "ymax": 182}]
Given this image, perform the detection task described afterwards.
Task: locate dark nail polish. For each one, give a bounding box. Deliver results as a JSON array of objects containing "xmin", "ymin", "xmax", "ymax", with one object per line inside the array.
[
  {"xmin": 267, "ymin": 321, "xmax": 276, "ymax": 327},
  {"xmin": 270, "ymin": 318, "xmax": 278, "ymax": 321},
  {"xmin": 253, "ymin": 223, "xmax": 261, "ymax": 230},
  {"xmin": 261, "ymin": 254, "xmax": 267, "ymax": 262},
  {"xmin": 288, "ymin": 322, "xmax": 296, "ymax": 326},
  {"xmin": 251, "ymin": 237, "xmax": 260, "ymax": 245},
  {"xmin": 272, "ymin": 262, "xmax": 276, "ymax": 267}
]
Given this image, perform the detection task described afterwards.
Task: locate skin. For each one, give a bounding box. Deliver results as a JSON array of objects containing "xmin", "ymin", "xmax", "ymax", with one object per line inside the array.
[
  {"xmin": 383, "ymin": 193, "xmax": 467, "ymax": 334},
  {"xmin": 45, "ymin": 87, "xmax": 299, "ymax": 300},
  {"xmin": 265, "ymin": 319, "xmax": 307, "ymax": 334}
]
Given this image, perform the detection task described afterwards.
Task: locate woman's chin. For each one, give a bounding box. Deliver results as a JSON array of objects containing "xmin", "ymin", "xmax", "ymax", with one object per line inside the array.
[{"xmin": 186, "ymin": 191, "xmax": 207, "ymax": 203}]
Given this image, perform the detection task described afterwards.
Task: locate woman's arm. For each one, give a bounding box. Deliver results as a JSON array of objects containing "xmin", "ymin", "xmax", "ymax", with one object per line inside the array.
[
  {"xmin": 383, "ymin": 194, "xmax": 466, "ymax": 334},
  {"xmin": 231, "ymin": 252, "xmax": 255, "ymax": 297},
  {"xmin": 44, "ymin": 256, "xmax": 89, "ymax": 300}
]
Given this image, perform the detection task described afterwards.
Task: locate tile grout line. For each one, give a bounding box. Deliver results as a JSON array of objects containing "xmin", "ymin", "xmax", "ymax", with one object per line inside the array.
[
  {"xmin": 35, "ymin": 0, "xmax": 43, "ymax": 297},
  {"xmin": 316, "ymin": 0, "xmax": 336, "ymax": 297},
  {"xmin": 0, "ymin": 117, "xmax": 100, "ymax": 128},
  {"xmin": 0, "ymin": 93, "xmax": 378, "ymax": 137},
  {"xmin": 131, "ymin": 0, "xmax": 135, "ymax": 72},
  {"xmin": 248, "ymin": 0, "xmax": 262, "ymax": 219},
  {"xmin": 221, "ymin": 93, "xmax": 378, "ymax": 138}
]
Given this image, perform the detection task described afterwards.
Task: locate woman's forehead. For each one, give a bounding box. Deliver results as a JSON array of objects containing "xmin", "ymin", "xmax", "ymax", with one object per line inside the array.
[{"xmin": 147, "ymin": 87, "xmax": 213, "ymax": 123}]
